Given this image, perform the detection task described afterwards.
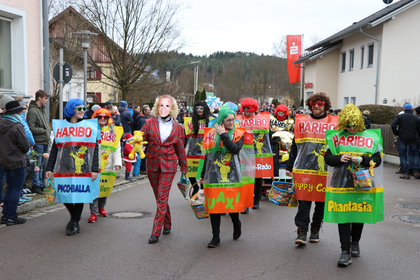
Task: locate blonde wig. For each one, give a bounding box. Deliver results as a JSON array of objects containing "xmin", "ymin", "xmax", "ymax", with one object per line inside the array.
[
  {"xmin": 151, "ymin": 95, "xmax": 179, "ymax": 119},
  {"xmin": 337, "ymin": 104, "xmax": 365, "ymax": 131}
]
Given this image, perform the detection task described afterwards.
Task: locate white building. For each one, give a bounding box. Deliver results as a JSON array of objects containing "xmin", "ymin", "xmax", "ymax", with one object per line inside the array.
[
  {"xmin": 0, "ymin": 1, "xmax": 43, "ymax": 100},
  {"xmin": 296, "ymin": 0, "xmax": 420, "ymax": 109}
]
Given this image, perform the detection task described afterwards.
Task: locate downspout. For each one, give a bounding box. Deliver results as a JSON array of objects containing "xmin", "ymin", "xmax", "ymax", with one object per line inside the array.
[
  {"xmin": 42, "ymin": 0, "xmax": 50, "ymax": 117},
  {"xmin": 360, "ymin": 27, "xmax": 381, "ymax": 105}
]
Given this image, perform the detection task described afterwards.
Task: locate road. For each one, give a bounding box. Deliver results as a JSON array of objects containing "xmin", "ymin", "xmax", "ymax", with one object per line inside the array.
[{"xmin": 1, "ymin": 163, "xmax": 419, "ymax": 280}]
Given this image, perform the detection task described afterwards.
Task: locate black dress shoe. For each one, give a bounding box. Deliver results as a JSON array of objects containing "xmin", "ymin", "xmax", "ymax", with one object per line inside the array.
[
  {"xmin": 207, "ymin": 236, "xmax": 220, "ymax": 248},
  {"xmin": 66, "ymin": 221, "xmax": 80, "ymax": 236},
  {"xmin": 148, "ymin": 235, "xmax": 159, "ymax": 244},
  {"xmin": 233, "ymin": 220, "xmax": 241, "ymax": 240},
  {"xmin": 162, "ymin": 228, "xmax": 171, "ymax": 235}
]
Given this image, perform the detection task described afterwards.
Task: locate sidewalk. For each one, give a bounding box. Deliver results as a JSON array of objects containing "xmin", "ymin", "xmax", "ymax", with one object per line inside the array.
[{"xmin": 16, "ymin": 169, "xmax": 147, "ymax": 215}]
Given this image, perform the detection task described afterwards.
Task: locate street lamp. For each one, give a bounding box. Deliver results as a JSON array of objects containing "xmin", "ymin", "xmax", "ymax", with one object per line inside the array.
[
  {"xmin": 170, "ymin": 61, "xmax": 200, "ymax": 104},
  {"xmin": 73, "ymin": 30, "xmax": 98, "ymax": 103}
]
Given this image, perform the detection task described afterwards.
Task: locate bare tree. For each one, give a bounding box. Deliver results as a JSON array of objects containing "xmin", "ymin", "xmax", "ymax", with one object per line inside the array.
[
  {"xmin": 272, "ymin": 36, "xmax": 287, "ymax": 59},
  {"xmin": 78, "ymin": 0, "xmax": 183, "ymax": 100}
]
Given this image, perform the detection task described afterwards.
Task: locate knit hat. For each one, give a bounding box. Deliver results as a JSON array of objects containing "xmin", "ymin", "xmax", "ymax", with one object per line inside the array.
[
  {"xmin": 124, "ymin": 133, "xmax": 133, "ymax": 142},
  {"xmin": 64, "ymin": 99, "xmax": 85, "ymax": 118},
  {"xmin": 4, "ymin": 101, "xmax": 25, "ymax": 115},
  {"xmin": 415, "ymin": 106, "xmax": 420, "ymax": 115},
  {"xmin": 403, "ymin": 103, "xmax": 413, "ymax": 111},
  {"xmin": 119, "ymin": 100, "xmax": 128, "ymax": 107},
  {"xmin": 0, "ymin": 94, "xmax": 14, "ymax": 109},
  {"xmin": 91, "ymin": 104, "xmax": 101, "ymax": 113}
]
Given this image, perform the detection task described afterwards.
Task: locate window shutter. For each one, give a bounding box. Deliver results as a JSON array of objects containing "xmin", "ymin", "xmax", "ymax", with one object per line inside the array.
[{"xmin": 96, "ymin": 67, "xmax": 102, "ymax": 80}]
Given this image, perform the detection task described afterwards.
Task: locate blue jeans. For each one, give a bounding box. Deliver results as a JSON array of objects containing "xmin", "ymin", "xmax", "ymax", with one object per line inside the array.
[
  {"xmin": 397, "ymin": 140, "xmax": 419, "ymax": 174},
  {"xmin": 2, "ymin": 167, "xmax": 26, "ymax": 218},
  {"xmin": 32, "ymin": 144, "xmax": 49, "ymax": 188},
  {"xmin": 132, "ymin": 154, "xmax": 141, "ymax": 176},
  {"xmin": 0, "ymin": 165, "xmax": 5, "ymax": 203}
]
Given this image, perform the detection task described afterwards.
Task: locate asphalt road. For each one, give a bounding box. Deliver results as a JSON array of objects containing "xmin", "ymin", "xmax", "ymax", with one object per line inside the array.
[{"xmin": 1, "ymin": 163, "xmax": 419, "ymax": 280}]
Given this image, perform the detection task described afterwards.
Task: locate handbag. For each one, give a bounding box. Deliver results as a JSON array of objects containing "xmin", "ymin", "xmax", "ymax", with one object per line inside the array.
[
  {"xmin": 177, "ymin": 174, "xmax": 190, "ymax": 199},
  {"xmin": 351, "ymin": 158, "xmax": 373, "ymax": 190},
  {"xmin": 268, "ymin": 179, "xmax": 295, "ymax": 207},
  {"xmin": 44, "ymin": 178, "xmax": 56, "ymax": 206},
  {"xmin": 188, "ymin": 189, "xmax": 209, "ymax": 219}
]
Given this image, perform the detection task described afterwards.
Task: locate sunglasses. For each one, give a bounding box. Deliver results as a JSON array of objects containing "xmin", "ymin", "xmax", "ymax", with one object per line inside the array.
[
  {"xmin": 196, "ymin": 106, "xmax": 204, "ymax": 111},
  {"xmin": 243, "ymin": 106, "xmax": 252, "ymax": 110},
  {"xmin": 345, "ymin": 124, "xmax": 355, "ymax": 129},
  {"xmin": 96, "ymin": 115, "xmax": 110, "ymax": 120},
  {"xmin": 310, "ymin": 100, "xmax": 325, "ymax": 108},
  {"xmin": 277, "ymin": 112, "xmax": 285, "ymax": 116},
  {"xmin": 75, "ymin": 106, "xmax": 86, "ymax": 111}
]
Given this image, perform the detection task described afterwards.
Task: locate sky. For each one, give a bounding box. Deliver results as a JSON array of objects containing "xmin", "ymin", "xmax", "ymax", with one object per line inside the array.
[{"xmin": 177, "ymin": 0, "xmax": 393, "ymax": 56}]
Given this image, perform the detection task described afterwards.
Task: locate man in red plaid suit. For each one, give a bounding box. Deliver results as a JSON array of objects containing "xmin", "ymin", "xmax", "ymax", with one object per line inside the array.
[{"xmin": 141, "ymin": 95, "xmax": 188, "ymax": 244}]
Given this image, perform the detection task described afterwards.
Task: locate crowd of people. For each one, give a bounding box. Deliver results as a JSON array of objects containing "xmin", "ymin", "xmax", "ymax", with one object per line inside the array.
[{"xmin": 2, "ymin": 90, "xmax": 410, "ymax": 268}]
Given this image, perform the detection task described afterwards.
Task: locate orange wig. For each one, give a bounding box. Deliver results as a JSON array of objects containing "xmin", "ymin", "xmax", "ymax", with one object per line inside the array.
[{"xmin": 92, "ymin": 108, "xmax": 113, "ymax": 126}]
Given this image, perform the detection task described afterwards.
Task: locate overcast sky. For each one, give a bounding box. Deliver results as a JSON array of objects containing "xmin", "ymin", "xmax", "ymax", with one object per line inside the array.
[{"xmin": 177, "ymin": 0, "xmax": 392, "ymax": 56}]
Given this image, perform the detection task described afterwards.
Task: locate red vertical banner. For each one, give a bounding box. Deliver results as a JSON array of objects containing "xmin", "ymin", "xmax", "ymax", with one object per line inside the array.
[{"xmin": 287, "ymin": 35, "xmax": 302, "ymax": 84}]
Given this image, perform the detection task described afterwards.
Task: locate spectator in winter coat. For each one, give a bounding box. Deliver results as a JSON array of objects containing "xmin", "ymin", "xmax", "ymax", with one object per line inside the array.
[
  {"xmin": 0, "ymin": 101, "xmax": 30, "ymax": 226},
  {"xmin": 391, "ymin": 103, "xmax": 420, "ymax": 179},
  {"xmin": 27, "ymin": 90, "xmax": 50, "ymax": 194},
  {"xmin": 118, "ymin": 101, "xmax": 133, "ymax": 135}
]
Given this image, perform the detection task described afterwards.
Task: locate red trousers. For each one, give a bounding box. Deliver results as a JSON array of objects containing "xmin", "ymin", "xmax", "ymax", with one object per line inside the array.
[
  {"xmin": 148, "ymin": 170, "xmax": 176, "ymax": 236},
  {"xmin": 125, "ymin": 162, "xmax": 133, "ymax": 172}
]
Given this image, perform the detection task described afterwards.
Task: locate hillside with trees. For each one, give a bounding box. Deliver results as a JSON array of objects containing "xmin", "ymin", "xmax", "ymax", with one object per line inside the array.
[{"xmin": 156, "ymin": 51, "xmax": 300, "ymax": 107}]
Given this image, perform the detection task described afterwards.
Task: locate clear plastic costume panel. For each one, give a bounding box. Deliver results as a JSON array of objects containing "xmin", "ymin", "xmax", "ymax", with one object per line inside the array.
[
  {"xmin": 52, "ymin": 119, "xmax": 101, "ymax": 203},
  {"xmin": 324, "ymin": 129, "xmax": 384, "ymax": 224}
]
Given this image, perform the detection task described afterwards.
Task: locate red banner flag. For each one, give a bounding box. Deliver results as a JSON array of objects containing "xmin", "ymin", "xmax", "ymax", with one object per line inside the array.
[{"xmin": 287, "ymin": 35, "xmax": 302, "ymax": 84}]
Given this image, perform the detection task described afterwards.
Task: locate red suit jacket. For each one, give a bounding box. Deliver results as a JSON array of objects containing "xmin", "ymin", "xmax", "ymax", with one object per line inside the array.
[{"xmin": 141, "ymin": 117, "xmax": 188, "ymax": 173}]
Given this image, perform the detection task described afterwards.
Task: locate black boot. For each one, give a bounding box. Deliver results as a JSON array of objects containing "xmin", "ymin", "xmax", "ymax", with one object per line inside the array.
[
  {"xmin": 309, "ymin": 226, "xmax": 320, "ymax": 243},
  {"xmin": 125, "ymin": 171, "xmax": 133, "ymax": 181},
  {"xmin": 66, "ymin": 218, "xmax": 74, "ymax": 231},
  {"xmin": 66, "ymin": 220, "xmax": 80, "ymax": 236},
  {"xmin": 252, "ymin": 185, "xmax": 262, "ymax": 209},
  {"xmin": 351, "ymin": 242, "xmax": 360, "ymax": 257},
  {"xmin": 207, "ymin": 235, "xmax": 220, "ymax": 248},
  {"xmin": 233, "ymin": 220, "xmax": 241, "ymax": 240},
  {"xmin": 337, "ymin": 251, "xmax": 352, "ymax": 267},
  {"xmin": 295, "ymin": 227, "xmax": 307, "ymax": 245}
]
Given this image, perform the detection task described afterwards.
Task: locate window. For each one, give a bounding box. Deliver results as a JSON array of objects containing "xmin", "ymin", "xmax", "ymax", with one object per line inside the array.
[
  {"xmin": 349, "ymin": 49, "xmax": 354, "ymax": 71},
  {"xmin": 344, "ymin": 97, "xmax": 349, "ymax": 105},
  {"xmin": 341, "ymin": 51, "xmax": 346, "ymax": 72},
  {"xmin": 368, "ymin": 44, "xmax": 374, "ymax": 67},
  {"xmin": 87, "ymin": 67, "xmax": 102, "ymax": 80},
  {"xmin": 0, "ymin": 17, "xmax": 12, "ymax": 89},
  {"xmin": 360, "ymin": 46, "xmax": 364, "ymax": 69},
  {"xmin": 350, "ymin": 97, "xmax": 356, "ymax": 105}
]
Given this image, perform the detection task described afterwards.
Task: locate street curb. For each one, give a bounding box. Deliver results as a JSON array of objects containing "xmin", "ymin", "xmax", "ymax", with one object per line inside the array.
[{"xmin": 16, "ymin": 175, "xmax": 148, "ymax": 215}]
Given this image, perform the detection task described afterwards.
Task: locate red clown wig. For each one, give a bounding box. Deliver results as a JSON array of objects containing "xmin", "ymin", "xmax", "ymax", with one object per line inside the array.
[
  {"xmin": 240, "ymin": 98, "xmax": 259, "ymax": 113},
  {"xmin": 274, "ymin": 105, "xmax": 289, "ymax": 121},
  {"xmin": 92, "ymin": 108, "xmax": 113, "ymax": 126}
]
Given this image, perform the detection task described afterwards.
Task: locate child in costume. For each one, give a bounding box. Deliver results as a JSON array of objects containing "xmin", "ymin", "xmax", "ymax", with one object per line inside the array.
[
  {"xmin": 123, "ymin": 133, "xmax": 136, "ymax": 181},
  {"xmin": 88, "ymin": 108, "xmax": 122, "ymax": 223}
]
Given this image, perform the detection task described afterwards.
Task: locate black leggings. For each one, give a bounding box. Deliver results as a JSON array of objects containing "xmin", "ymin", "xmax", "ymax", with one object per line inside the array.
[
  {"xmin": 64, "ymin": 203, "xmax": 84, "ymax": 222},
  {"xmin": 338, "ymin": 223, "xmax": 364, "ymax": 251},
  {"xmin": 210, "ymin": 213, "xmax": 240, "ymax": 236},
  {"xmin": 188, "ymin": 177, "xmax": 201, "ymax": 197}
]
